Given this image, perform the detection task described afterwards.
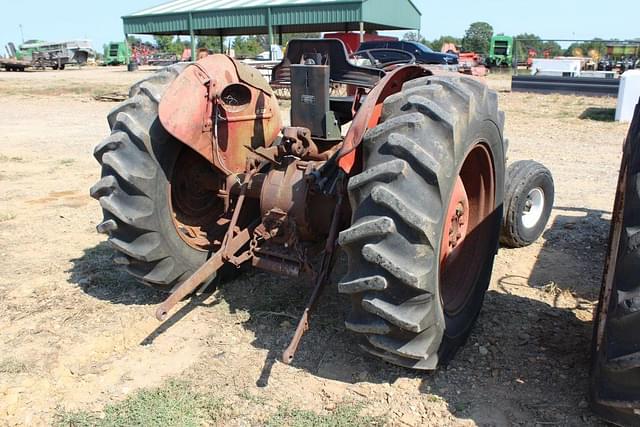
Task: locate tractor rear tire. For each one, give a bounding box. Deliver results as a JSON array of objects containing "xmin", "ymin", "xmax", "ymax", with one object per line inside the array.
[
  {"xmin": 590, "ymin": 105, "xmax": 640, "ymax": 425},
  {"xmin": 339, "ymin": 75, "xmax": 506, "ymax": 369},
  {"xmin": 90, "ymin": 64, "xmax": 223, "ymax": 292}
]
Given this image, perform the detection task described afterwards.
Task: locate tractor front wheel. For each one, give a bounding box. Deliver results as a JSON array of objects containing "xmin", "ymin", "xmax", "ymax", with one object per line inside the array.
[
  {"xmin": 500, "ymin": 160, "xmax": 554, "ymax": 248},
  {"xmin": 339, "ymin": 75, "xmax": 506, "ymax": 369}
]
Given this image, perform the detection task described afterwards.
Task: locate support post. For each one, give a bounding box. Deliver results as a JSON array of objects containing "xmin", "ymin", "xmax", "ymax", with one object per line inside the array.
[
  {"xmin": 189, "ymin": 13, "xmax": 196, "ymax": 62},
  {"xmin": 220, "ymin": 34, "xmax": 224, "ymax": 54},
  {"xmin": 359, "ymin": 22, "xmax": 364, "ymax": 43},
  {"xmin": 124, "ymin": 32, "xmax": 131, "ymax": 65},
  {"xmin": 267, "ymin": 8, "xmax": 274, "ymax": 60},
  {"xmin": 278, "ymin": 27, "xmax": 283, "ymax": 46}
]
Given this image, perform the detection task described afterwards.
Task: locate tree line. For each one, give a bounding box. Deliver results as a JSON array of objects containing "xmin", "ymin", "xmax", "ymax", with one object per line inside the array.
[
  {"xmin": 134, "ymin": 27, "xmax": 637, "ymax": 59},
  {"xmin": 404, "ymin": 23, "xmax": 639, "ymax": 57},
  {"xmin": 148, "ymin": 33, "xmax": 320, "ymax": 58}
]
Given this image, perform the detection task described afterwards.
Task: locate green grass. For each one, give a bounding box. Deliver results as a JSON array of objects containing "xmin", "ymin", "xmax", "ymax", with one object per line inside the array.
[
  {"xmin": 579, "ymin": 107, "xmax": 616, "ymax": 122},
  {"xmin": 266, "ymin": 403, "xmax": 385, "ymax": 427},
  {"xmin": 54, "ymin": 409, "xmax": 100, "ymax": 427},
  {"xmin": 425, "ymin": 394, "xmax": 442, "ymax": 403},
  {"xmin": 54, "ymin": 380, "xmax": 224, "ymax": 427},
  {"xmin": 0, "ymin": 358, "xmax": 29, "ymax": 374},
  {"xmin": 238, "ymin": 389, "xmax": 267, "ymax": 405},
  {"xmin": 54, "ymin": 377, "xmax": 384, "ymax": 427}
]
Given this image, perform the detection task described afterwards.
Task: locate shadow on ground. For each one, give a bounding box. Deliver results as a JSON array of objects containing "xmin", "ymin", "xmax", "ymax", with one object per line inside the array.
[
  {"xmin": 511, "ymin": 206, "xmax": 611, "ymax": 301},
  {"xmin": 67, "ymin": 241, "xmax": 166, "ymax": 305},
  {"xmin": 580, "ymin": 107, "xmax": 616, "ymax": 122},
  {"xmin": 67, "ymin": 205, "xmax": 610, "ymax": 425}
]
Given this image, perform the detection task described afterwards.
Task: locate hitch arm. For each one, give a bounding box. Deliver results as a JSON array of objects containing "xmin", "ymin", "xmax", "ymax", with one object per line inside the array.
[
  {"xmin": 156, "ymin": 166, "xmax": 260, "ymax": 321},
  {"xmin": 282, "ymin": 191, "xmax": 344, "ymax": 364},
  {"xmin": 155, "ymin": 228, "xmax": 251, "ymax": 321}
]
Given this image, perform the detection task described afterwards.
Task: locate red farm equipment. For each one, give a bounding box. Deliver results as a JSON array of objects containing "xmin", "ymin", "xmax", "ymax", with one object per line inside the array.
[{"xmin": 91, "ymin": 39, "xmax": 554, "ymax": 369}]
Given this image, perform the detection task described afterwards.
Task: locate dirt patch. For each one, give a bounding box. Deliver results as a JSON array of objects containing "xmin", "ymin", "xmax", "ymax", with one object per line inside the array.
[{"xmin": 0, "ymin": 68, "xmax": 628, "ymax": 425}]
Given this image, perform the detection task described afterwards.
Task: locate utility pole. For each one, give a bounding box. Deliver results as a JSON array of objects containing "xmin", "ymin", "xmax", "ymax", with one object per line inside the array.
[{"xmin": 19, "ymin": 24, "xmax": 24, "ymax": 43}]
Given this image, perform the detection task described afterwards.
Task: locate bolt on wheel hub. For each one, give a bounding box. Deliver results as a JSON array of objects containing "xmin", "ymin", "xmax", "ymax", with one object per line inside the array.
[
  {"xmin": 442, "ymin": 177, "xmax": 470, "ymax": 261},
  {"xmin": 521, "ymin": 187, "xmax": 545, "ymax": 230}
]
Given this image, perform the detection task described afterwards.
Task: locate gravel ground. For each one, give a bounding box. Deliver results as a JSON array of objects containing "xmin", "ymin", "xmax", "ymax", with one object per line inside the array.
[{"xmin": 0, "ymin": 66, "xmax": 630, "ymax": 426}]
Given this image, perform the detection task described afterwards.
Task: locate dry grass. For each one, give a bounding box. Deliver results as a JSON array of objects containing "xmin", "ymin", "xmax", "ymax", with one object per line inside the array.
[
  {"xmin": 0, "ymin": 154, "xmax": 24, "ymax": 163},
  {"xmin": 0, "ymin": 212, "xmax": 16, "ymax": 223}
]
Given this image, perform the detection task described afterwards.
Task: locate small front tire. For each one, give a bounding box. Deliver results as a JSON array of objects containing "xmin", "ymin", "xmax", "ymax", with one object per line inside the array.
[{"xmin": 501, "ymin": 160, "xmax": 554, "ymax": 248}]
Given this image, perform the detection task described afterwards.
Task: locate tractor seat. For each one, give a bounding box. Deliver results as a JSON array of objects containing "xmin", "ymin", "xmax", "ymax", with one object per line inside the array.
[{"xmin": 271, "ymin": 39, "xmax": 385, "ymax": 89}]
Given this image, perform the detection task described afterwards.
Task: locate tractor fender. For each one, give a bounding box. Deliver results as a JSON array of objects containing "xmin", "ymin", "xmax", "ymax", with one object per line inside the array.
[
  {"xmin": 159, "ymin": 54, "xmax": 282, "ymax": 174},
  {"xmin": 337, "ymin": 65, "xmax": 434, "ymax": 174}
]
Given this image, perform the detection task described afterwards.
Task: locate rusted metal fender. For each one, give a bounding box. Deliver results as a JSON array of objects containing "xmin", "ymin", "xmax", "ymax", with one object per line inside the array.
[
  {"xmin": 337, "ymin": 65, "xmax": 434, "ymax": 174},
  {"xmin": 159, "ymin": 54, "xmax": 282, "ymax": 174}
]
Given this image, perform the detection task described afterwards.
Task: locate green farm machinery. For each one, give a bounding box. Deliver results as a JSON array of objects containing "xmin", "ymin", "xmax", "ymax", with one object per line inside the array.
[
  {"xmin": 487, "ymin": 35, "xmax": 514, "ymax": 68},
  {"xmin": 103, "ymin": 42, "xmax": 131, "ymax": 66}
]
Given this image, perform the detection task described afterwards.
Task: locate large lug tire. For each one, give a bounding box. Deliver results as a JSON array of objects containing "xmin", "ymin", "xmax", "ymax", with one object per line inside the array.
[
  {"xmin": 90, "ymin": 64, "xmax": 221, "ymax": 292},
  {"xmin": 500, "ymin": 160, "xmax": 554, "ymax": 248},
  {"xmin": 590, "ymin": 107, "xmax": 640, "ymax": 426},
  {"xmin": 339, "ymin": 75, "xmax": 506, "ymax": 369}
]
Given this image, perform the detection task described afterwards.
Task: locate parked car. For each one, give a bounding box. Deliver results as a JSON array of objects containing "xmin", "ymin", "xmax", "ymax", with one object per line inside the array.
[
  {"xmin": 323, "ymin": 32, "xmax": 398, "ymax": 54},
  {"xmin": 357, "ymin": 40, "xmax": 458, "ymax": 66}
]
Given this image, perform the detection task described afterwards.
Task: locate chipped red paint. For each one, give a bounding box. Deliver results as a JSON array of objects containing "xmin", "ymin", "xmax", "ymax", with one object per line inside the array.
[
  {"xmin": 159, "ymin": 54, "xmax": 282, "ymax": 175},
  {"xmin": 337, "ymin": 65, "xmax": 433, "ymax": 174}
]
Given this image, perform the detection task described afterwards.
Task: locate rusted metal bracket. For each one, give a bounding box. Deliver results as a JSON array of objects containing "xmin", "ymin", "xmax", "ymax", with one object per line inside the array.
[
  {"xmin": 155, "ymin": 228, "xmax": 251, "ymax": 321},
  {"xmin": 282, "ymin": 189, "xmax": 344, "ymax": 364},
  {"xmin": 156, "ymin": 167, "xmax": 259, "ymax": 322}
]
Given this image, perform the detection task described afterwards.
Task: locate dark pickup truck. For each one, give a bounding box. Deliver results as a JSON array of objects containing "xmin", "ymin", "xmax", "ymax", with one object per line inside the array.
[{"xmin": 358, "ymin": 40, "xmax": 459, "ymax": 66}]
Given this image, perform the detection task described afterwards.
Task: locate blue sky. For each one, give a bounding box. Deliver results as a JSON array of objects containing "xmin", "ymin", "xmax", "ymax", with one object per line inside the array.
[{"xmin": 1, "ymin": 0, "xmax": 638, "ymax": 53}]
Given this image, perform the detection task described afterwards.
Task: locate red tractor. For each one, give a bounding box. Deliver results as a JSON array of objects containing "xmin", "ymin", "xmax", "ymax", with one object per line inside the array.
[{"xmin": 91, "ymin": 39, "xmax": 554, "ymax": 369}]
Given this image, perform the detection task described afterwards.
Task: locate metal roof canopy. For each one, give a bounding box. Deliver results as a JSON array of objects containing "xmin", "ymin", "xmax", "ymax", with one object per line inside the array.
[
  {"xmin": 123, "ymin": 0, "xmax": 421, "ymax": 59},
  {"xmin": 124, "ymin": 0, "xmax": 421, "ymax": 36}
]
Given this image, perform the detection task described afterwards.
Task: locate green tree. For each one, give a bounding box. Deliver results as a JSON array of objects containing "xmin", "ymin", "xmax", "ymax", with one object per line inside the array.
[
  {"xmin": 232, "ymin": 36, "xmax": 262, "ymax": 58},
  {"xmin": 153, "ymin": 36, "xmax": 189, "ymax": 56},
  {"xmin": 154, "ymin": 35, "xmax": 174, "ymax": 51},
  {"xmin": 461, "ymin": 22, "xmax": 493, "ymax": 54},
  {"xmin": 197, "ymin": 36, "xmax": 223, "ymax": 53},
  {"xmin": 126, "ymin": 36, "xmax": 142, "ymax": 46},
  {"xmin": 280, "ymin": 32, "xmax": 321, "ymax": 47},
  {"xmin": 403, "ymin": 32, "xmax": 428, "ymax": 45},
  {"xmin": 514, "ymin": 33, "xmax": 539, "ymax": 59},
  {"xmin": 514, "ymin": 33, "xmax": 539, "ymax": 56},
  {"xmin": 564, "ymin": 38, "xmax": 608, "ymax": 58},
  {"xmin": 512, "ymin": 33, "xmax": 561, "ymax": 59},
  {"xmin": 541, "ymin": 41, "xmax": 563, "ymax": 57},
  {"xmin": 253, "ymin": 32, "xmax": 320, "ymax": 50},
  {"xmin": 255, "ymin": 35, "xmax": 270, "ymax": 51},
  {"xmin": 430, "ymin": 36, "xmax": 462, "ymax": 52}
]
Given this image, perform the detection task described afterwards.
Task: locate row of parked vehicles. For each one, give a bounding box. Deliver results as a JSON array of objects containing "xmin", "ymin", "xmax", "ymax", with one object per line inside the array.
[{"xmin": 598, "ymin": 56, "xmax": 640, "ymax": 72}]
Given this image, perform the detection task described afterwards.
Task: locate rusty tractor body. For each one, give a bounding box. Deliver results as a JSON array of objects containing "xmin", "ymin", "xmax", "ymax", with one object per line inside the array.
[{"xmin": 92, "ymin": 39, "xmax": 553, "ymax": 369}]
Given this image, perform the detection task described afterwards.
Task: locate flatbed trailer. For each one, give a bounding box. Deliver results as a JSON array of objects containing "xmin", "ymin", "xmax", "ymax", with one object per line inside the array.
[{"xmin": 0, "ymin": 59, "xmax": 30, "ymax": 71}]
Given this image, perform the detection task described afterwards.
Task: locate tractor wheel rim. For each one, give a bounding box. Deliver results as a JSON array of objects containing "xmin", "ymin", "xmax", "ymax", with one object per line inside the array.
[
  {"xmin": 521, "ymin": 187, "xmax": 544, "ymax": 230},
  {"xmin": 169, "ymin": 146, "xmax": 225, "ymax": 251},
  {"xmin": 440, "ymin": 177, "xmax": 470, "ymax": 261},
  {"xmin": 439, "ymin": 143, "xmax": 495, "ymax": 315}
]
